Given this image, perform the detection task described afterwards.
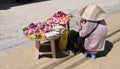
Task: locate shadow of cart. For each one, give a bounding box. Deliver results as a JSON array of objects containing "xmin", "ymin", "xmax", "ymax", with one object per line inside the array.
[{"xmin": 38, "ymin": 39, "xmax": 68, "ymax": 59}]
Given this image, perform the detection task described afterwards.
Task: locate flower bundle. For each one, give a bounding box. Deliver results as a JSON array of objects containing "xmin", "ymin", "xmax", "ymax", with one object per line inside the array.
[
  {"xmin": 23, "ymin": 11, "xmax": 71, "ymax": 40},
  {"xmin": 47, "ymin": 11, "xmax": 70, "ymax": 24},
  {"xmin": 23, "ymin": 22, "xmax": 65, "ymax": 40}
]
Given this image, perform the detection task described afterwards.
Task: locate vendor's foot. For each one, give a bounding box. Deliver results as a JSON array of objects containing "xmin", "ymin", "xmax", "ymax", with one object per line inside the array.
[
  {"xmin": 62, "ymin": 50, "xmax": 75, "ymax": 56},
  {"xmin": 84, "ymin": 51, "xmax": 96, "ymax": 60},
  {"xmin": 91, "ymin": 54, "xmax": 96, "ymax": 60},
  {"xmin": 84, "ymin": 51, "xmax": 88, "ymax": 58}
]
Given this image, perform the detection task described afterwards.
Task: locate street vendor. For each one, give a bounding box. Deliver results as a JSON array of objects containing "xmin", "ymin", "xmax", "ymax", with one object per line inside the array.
[{"xmin": 63, "ymin": 4, "xmax": 108, "ymax": 60}]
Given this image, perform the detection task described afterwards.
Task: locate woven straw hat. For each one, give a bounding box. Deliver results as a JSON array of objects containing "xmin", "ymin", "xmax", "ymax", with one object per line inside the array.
[{"xmin": 79, "ymin": 4, "xmax": 107, "ymax": 21}]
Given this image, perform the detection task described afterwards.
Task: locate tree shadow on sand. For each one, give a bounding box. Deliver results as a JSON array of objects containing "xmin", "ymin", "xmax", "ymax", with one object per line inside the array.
[
  {"xmin": 0, "ymin": 0, "xmax": 50, "ymax": 10},
  {"xmin": 96, "ymin": 40, "xmax": 113, "ymax": 58}
]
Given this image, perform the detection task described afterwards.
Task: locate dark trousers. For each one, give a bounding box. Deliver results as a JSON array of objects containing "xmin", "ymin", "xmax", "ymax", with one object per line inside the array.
[{"xmin": 67, "ymin": 30, "xmax": 85, "ymax": 52}]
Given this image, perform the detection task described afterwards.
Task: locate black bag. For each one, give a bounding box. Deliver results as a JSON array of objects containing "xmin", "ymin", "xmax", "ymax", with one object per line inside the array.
[
  {"xmin": 76, "ymin": 36, "xmax": 86, "ymax": 52},
  {"xmin": 76, "ymin": 36, "xmax": 85, "ymax": 47}
]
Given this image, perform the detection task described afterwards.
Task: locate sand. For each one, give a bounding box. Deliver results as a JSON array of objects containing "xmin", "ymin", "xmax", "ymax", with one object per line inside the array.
[{"xmin": 0, "ymin": 0, "xmax": 120, "ymax": 69}]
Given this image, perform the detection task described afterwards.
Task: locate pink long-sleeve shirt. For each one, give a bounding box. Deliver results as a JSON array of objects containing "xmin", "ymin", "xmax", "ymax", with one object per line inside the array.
[{"xmin": 79, "ymin": 20, "xmax": 107, "ymax": 51}]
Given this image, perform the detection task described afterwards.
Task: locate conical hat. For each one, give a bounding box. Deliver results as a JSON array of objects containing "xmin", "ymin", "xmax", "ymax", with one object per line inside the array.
[{"xmin": 79, "ymin": 4, "xmax": 107, "ymax": 21}]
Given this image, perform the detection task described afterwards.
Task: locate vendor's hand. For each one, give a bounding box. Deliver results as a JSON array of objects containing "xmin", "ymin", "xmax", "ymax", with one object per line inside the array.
[
  {"xmin": 76, "ymin": 21, "xmax": 81, "ymax": 26},
  {"xmin": 80, "ymin": 19, "xmax": 86, "ymax": 24}
]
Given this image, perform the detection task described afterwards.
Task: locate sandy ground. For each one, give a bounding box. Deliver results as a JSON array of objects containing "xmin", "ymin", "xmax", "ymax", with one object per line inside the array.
[
  {"xmin": 0, "ymin": 0, "xmax": 120, "ymax": 56},
  {"xmin": 0, "ymin": 0, "xmax": 120, "ymax": 69}
]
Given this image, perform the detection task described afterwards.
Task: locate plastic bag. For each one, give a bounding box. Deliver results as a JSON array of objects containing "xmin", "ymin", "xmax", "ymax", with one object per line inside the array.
[
  {"xmin": 59, "ymin": 29, "xmax": 79, "ymax": 50},
  {"xmin": 74, "ymin": 42, "xmax": 79, "ymax": 50},
  {"xmin": 59, "ymin": 29, "xmax": 69, "ymax": 50}
]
